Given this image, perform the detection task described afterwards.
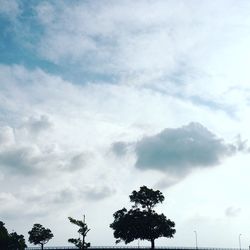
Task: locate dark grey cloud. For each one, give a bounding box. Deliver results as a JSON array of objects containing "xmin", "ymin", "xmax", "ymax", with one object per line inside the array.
[
  {"xmin": 135, "ymin": 122, "xmax": 236, "ymax": 176},
  {"xmin": 0, "ymin": 146, "xmax": 41, "ymax": 175}
]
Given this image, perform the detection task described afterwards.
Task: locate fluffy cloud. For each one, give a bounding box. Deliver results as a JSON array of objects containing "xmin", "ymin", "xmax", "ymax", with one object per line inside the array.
[
  {"xmin": 22, "ymin": 115, "xmax": 53, "ymax": 135},
  {"xmin": 3, "ymin": 1, "xmax": 250, "ymax": 115},
  {"xmin": 7, "ymin": 1, "xmax": 248, "ymax": 82},
  {"xmin": 0, "ymin": 138, "xmax": 91, "ymax": 177},
  {"xmin": 68, "ymin": 153, "xmax": 88, "ymax": 170},
  {"xmin": 135, "ymin": 123, "xmax": 237, "ymax": 176},
  {"xmin": 0, "ymin": 191, "xmax": 48, "ymax": 220},
  {"xmin": 0, "ymin": 114, "xmax": 90, "ymax": 176},
  {"xmin": 0, "ymin": 116, "xmax": 55, "ymax": 175},
  {"xmin": 0, "ymin": 145, "xmax": 43, "ymax": 175},
  {"xmin": 2, "ymin": 2, "xmax": 250, "ymax": 246}
]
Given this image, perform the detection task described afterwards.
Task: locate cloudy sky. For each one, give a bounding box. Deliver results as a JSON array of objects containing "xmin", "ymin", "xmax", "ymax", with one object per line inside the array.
[{"xmin": 1, "ymin": 0, "xmax": 250, "ymax": 248}]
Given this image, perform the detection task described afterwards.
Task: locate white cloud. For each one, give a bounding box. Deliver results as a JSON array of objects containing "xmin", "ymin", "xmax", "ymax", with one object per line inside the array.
[
  {"xmin": 2, "ymin": 0, "xmax": 250, "ymax": 244},
  {"xmin": 0, "ymin": 64, "xmax": 249, "ymax": 247},
  {"xmin": 28, "ymin": 1, "xmax": 250, "ymax": 82},
  {"xmin": 4, "ymin": 1, "xmax": 250, "ymax": 118},
  {"xmin": 22, "ymin": 115, "xmax": 53, "ymax": 135}
]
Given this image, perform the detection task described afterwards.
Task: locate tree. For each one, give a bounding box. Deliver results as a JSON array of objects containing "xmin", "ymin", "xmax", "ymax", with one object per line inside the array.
[
  {"xmin": 0, "ymin": 221, "xmax": 27, "ymax": 250},
  {"xmin": 0, "ymin": 221, "xmax": 9, "ymax": 249},
  {"xmin": 8, "ymin": 232, "xmax": 27, "ymax": 250},
  {"xmin": 68, "ymin": 215, "xmax": 90, "ymax": 250},
  {"xmin": 28, "ymin": 223, "xmax": 53, "ymax": 250},
  {"xmin": 110, "ymin": 186, "xmax": 176, "ymax": 249}
]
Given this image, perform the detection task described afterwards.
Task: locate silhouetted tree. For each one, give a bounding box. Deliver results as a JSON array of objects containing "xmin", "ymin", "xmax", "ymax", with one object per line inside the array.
[
  {"xmin": 8, "ymin": 232, "xmax": 27, "ymax": 250},
  {"xmin": 110, "ymin": 186, "xmax": 176, "ymax": 249},
  {"xmin": 68, "ymin": 215, "xmax": 90, "ymax": 250},
  {"xmin": 28, "ymin": 223, "xmax": 53, "ymax": 250},
  {"xmin": 0, "ymin": 221, "xmax": 9, "ymax": 249},
  {"xmin": 0, "ymin": 221, "xmax": 27, "ymax": 250}
]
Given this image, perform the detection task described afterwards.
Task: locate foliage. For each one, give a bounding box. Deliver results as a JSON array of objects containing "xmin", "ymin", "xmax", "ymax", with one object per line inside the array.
[
  {"xmin": 0, "ymin": 221, "xmax": 9, "ymax": 249},
  {"xmin": 110, "ymin": 186, "xmax": 176, "ymax": 249},
  {"xmin": 0, "ymin": 221, "xmax": 27, "ymax": 250},
  {"xmin": 68, "ymin": 216, "xmax": 90, "ymax": 250},
  {"xmin": 130, "ymin": 186, "xmax": 164, "ymax": 210},
  {"xmin": 28, "ymin": 223, "xmax": 53, "ymax": 250},
  {"xmin": 8, "ymin": 232, "xmax": 27, "ymax": 250}
]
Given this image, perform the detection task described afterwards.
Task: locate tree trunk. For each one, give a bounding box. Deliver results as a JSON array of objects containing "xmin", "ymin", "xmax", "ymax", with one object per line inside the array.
[
  {"xmin": 41, "ymin": 243, "xmax": 44, "ymax": 250},
  {"xmin": 151, "ymin": 239, "xmax": 155, "ymax": 250},
  {"xmin": 82, "ymin": 235, "xmax": 85, "ymax": 250}
]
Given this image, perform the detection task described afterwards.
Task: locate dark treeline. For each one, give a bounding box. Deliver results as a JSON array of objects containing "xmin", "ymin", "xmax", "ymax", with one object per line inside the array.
[
  {"xmin": 0, "ymin": 221, "xmax": 26, "ymax": 249},
  {"xmin": 0, "ymin": 186, "xmax": 176, "ymax": 250}
]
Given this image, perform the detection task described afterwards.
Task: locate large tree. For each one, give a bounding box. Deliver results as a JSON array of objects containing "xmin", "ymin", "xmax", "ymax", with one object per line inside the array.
[
  {"xmin": 68, "ymin": 215, "xmax": 90, "ymax": 250},
  {"xmin": 0, "ymin": 221, "xmax": 9, "ymax": 249},
  {"xmin": 8, "ymin": 232, "xmax": 27, "ymax": 250},
  {"xmin": 0, "ymin": 221, "xmax": 27, "ymax": 250},
  {"xmin": 110, "ymin": 186, "xmax": 176, "ymax": 249},
  {"xmin": 28, "ymin": 223, "xmax": 53, "ymax": 250}
]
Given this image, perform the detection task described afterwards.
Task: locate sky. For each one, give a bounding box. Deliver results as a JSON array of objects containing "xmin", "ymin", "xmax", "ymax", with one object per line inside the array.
[{"xmin": 1, "ymin": 0, "xmax": 250, "ymax": 248}]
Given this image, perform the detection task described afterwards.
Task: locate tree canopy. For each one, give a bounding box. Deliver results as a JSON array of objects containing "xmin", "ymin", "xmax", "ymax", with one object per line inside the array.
[
  {"xmin": 8, "ymin": 232, "xmax": 27, "ymax": 250},
  {"xmin": 0, "ymin": 221, "xmax": 27, "ymax": 250},
  {"xmin": 130, "ymin": 185, "xmax": 165, "ymax": 210},
  {"xmin": 110, "ymin": 186, "xmax": 176, "ymax": 249},
  {"xmin": 28, "ymin": 223, "xmax": 53, "ymax": 250},
  {"xmin": 68, "ymin": 215, "xmax": 91, "ymax": 250},
  {"xmin": 0, "ymin": 221, "xmax": 9, "ymax": 249}
]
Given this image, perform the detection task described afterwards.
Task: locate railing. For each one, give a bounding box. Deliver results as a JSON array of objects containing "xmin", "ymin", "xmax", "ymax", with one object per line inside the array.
[{"xmin": 25, "ymin": 247, "xmax": 247, "ymax": 250}]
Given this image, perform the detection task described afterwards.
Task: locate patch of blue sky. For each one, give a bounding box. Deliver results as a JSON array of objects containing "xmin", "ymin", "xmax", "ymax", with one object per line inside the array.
[
  {"xmin": 0, "ymin": 2, "xmax": 117, "ymax": 86},
  {"xmin": 145, "ymin": 82, "xmax": 236, "ymax": 118},
  {"xmin": 187, "ymin": 94, "xmax": 237, "ymax": 119},
  {"xmin": 0, "ymin": 3, "xmax": 54, "ymax": 71},
  {"xmin": 0, "ymin": 16, "xmax": 50, "ymax": 67}
]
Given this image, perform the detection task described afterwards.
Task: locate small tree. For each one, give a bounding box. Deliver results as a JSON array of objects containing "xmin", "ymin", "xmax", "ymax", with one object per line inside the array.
[
  {"xmin": 110, "ymin": 186, "xmax": 176, "ymax": 249},
  {"xmin": 28, "ymin": 223, "xmax": 53, "ymax": 250},
  {"xmin": 68, "ymin": 215, "xmax": 90, "ymax": 250}
]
